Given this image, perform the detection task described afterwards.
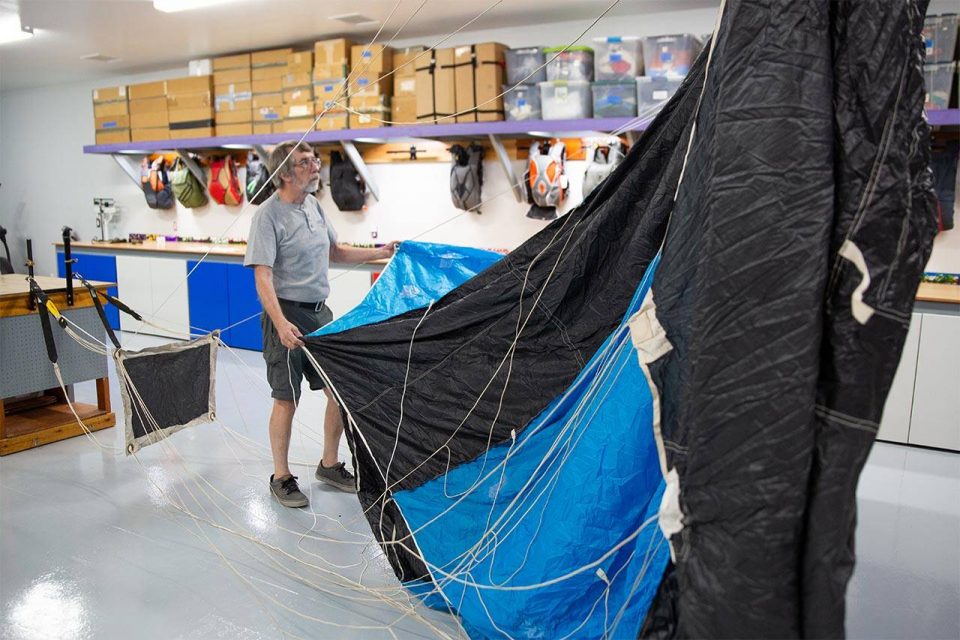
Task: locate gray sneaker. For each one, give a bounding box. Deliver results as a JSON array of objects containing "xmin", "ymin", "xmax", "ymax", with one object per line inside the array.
[
  {"xmin": 315, "ymin": 461, "xmax": 357, "ymax": 492},
  {"xmin": 269, "ymin": 474, "xmax": 309, "ymax": 508}
]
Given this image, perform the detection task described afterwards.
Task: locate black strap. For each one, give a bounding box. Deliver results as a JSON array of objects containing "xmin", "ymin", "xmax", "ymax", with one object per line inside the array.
[
  {"xmin": 29, "ymin": 279, "xmax": 60, "ymax": 364},
  {"xmin": 75, "ymin": 273, "xmax": 121, "ymax": 349},
  {"xmin": 97, "ymin": 289, "xmax": 143, "ymax": 322}
]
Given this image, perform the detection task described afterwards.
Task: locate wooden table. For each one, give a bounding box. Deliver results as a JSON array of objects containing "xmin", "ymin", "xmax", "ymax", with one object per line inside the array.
[{"xmin": 0, "ymin": 274, "xmax": 116, "ymax": 455}]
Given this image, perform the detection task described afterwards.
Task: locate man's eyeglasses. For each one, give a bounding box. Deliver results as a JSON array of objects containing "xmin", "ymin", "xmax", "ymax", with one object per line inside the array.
[{"xmin": 293, "ymin": 157, "xmax": 321, "ymax": 169}]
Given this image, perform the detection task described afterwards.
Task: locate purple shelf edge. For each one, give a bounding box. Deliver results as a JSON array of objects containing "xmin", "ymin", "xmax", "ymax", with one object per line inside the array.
[
  {"xmin": 82, "ymin": 117, "xmax": 644, "ymax": 154},
  {"xmin": 928, "ymin": 109, "xmax": 960, "ymax": 126}
]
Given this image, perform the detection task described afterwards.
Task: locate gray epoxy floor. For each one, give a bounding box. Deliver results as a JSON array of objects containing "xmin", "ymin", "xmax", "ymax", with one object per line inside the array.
[{"xmin": 1, "ymin": 332, "xmax": 958, "ymax": 639}]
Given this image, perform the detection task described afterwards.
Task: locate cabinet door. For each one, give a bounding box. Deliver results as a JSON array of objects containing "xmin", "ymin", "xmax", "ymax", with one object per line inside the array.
[
  {"xmin": 187, "ymin": 260, "xmax": 230, "ymax": 339},
  {"xmin": 877, "ymin": 313, "xmax": 922, "ymax": 444},
  {"xmin": 327, "ymin": 267, "xmax": 372, "ymax": 320},
  {"xmin": 908, "ymin": 313, "xmax": 960, "ymax": 451},
  {"xmin": 57, "ymin": 252, "xmax": 120, "ymax": 330},
  {"xmin": 148, "ymin": 257, "xmax": 190, "ymax": 339},
  {"xmin": 115, "ymin": 254, "xmax": 154, "ymax": 334},
  {"xmin": 225, "ymin": 264, "xmax": 263, "ymax": 350}
]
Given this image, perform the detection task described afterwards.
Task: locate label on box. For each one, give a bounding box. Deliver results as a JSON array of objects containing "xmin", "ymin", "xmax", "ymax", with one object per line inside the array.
[
  {"xmin": 398, "ymin": 78, "xmax": 415, "ymax": 93},
  {"xmin": 359, "ymin": 114, "xmax": 372, "ymax": 124},
  {"xmin": 287, "ymin": 104, "xmax": 311, "ymax": 118},
  {"xmin": 652, "ymin": 90, "xmax": 668, "ymax": 100}
]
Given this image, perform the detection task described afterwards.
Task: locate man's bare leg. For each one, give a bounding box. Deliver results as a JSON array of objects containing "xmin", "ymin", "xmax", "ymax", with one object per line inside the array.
[
  {"xmin": 321, "ymin": 387, "xmax": 344, "ymax": 467},
  {"xmin": 269, "ymin": 398, "xmax": 297, "ymax": 479}
]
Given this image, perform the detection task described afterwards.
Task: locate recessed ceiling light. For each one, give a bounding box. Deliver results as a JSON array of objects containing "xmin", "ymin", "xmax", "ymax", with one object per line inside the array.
[
  {"xmin": 329, "ymin": 12, "xmax": 377, "ymax": 25},
  {"xmin": 81, "ymin": 53, "xmax": 119, "ymax": 63},
  {"xmin": 153, "ymin": 0, "xmax": 237, "ymax": 13},
  {"xmin": 0, "ymin": 13, "xmax": 33, "ymax": 45}
]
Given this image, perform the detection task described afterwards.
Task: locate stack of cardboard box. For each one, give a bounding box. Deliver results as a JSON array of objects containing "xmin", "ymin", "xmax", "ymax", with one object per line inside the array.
[
  {"xmin": 349, "ymin": 44, "xmax": 392, "ymax": 129},
  {"xmin": 391, "ymin": 46, "xmax": 424, "ymax": 126},
  {"xmin": 129, "ymin": 81, "xmax": 170, "ymax": 141},
  {"xmin": 416, "ymin": 48, "xmax": 454, "ymax": 124},
  {"xmin": 213, "ymin": 54, "xmax": 253, "ymax": 136},
  {"xmin": 92, "ymin": 86, "xmax": 130, "ymax": 144},
  {"xmin": 454, "ymin": 43, "xmax": 507, "ymax": 122},
  {"xmin": 251, "ymin": 48, "xmax": 290, "ymax": 134},
  {"xmin": 281, "ymin": 51, "xmax": 315, "ymax": 133},
  {"xmin": 167, "ymin": 76, "xmax": 214, "ymax": 139},
  {"xmin": 313, "ymin": 38, "xmax": 351, "ymax": 131}
]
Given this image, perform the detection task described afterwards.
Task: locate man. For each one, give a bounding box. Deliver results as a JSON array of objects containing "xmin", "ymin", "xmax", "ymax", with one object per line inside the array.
[{"xmin": 244, "ymin": 140, "xmax": 396, "ymax": 508}]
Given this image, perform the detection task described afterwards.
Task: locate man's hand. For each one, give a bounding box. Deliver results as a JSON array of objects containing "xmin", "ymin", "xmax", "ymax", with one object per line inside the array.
[
  {"xmin": 277, "ymin": 319, "xmax": 305, "ymax": 349},
  {"xmin": 379, "ymin": 240, "xmax": 400, "ymax": 259}
]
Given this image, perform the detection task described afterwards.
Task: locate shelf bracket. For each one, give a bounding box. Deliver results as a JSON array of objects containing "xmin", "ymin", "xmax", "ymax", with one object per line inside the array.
[
  {"xmin": 252, "ymin": 144, "xmax": 270, "ymax": 161},
  {"xmin": 340, "ymin": 140, "xmax": 380, "ymax": 202},
  {"xmin": 110, "ymin": 154, "xmax": 143, "ymax": 188},
  {"xmin": 174, "ymin": 149, "xmax": 206, "ymax": 184},
  {"xmin": 488, "ymin": 134, "xmax": 524, "ymax": 203}
]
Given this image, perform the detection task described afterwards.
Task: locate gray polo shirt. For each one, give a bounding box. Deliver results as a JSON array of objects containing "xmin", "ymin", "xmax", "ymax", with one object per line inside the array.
[{"xmin": 244, "ymin": 193, "xmax": 338, "ymax": 302}]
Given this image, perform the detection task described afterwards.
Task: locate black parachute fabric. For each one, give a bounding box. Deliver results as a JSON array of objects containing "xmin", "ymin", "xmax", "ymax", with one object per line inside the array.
[{"xmin": 304, "ymin": 0, "xmax": 936, "ymax": 636}]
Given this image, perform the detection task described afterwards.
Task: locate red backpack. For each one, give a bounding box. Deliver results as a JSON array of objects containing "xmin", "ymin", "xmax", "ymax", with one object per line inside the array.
[{"xmin": 208, "ymin": 156, "xmax": 243, "ymax": 206}]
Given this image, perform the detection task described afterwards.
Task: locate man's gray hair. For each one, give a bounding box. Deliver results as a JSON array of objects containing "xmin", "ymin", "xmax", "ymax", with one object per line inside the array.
[{"xmin": 268, "ymin": 140, "xmax": 315, "ymax": 189}]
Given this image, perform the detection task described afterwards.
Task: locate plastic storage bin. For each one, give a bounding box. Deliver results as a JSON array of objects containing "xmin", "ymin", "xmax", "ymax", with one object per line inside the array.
[
  {"xmin": 642, "ymin": 34, "xmax": 702, "ymax": 78},
  {"xmin": 637, "ymin": 76, "xmax": 682, "ymax": 111},
  {"xmin": 923, "ymin": 15, "xmax": 959, "ymax": 63},
  {"xmin": 592, "ymin": 81, "xmax": 638, "ymax": 117},
  {"xmin": 924, "ymin": 62, "xmax": 957, "ymax": 110},
  {"xmin": 504, "ymin": 84, "xmax": 542, "ymax": 121},
  {"xmin": 544, "ymin": 46, "xmax": 594, "ymax": 82},
  {"xmin": 506, "ymin": 47, "xmax": 547, "ymax": 86},
  {"xmin": 539, "ymin": 81, "xmax": 592, "ymax": 120},
  {"xmin": 593, "ymin": 37, "xmax": 643, "ymax": 81}
]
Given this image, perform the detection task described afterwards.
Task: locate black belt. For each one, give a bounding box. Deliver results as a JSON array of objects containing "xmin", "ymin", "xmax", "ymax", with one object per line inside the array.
[{"xmin": 278, "ymin": 298, "xmax": 326, "ymax": 311}]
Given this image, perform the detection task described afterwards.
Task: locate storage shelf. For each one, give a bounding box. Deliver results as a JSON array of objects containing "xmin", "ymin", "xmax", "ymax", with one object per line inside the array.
[
  {"xmin": 81, "ymin": 117, "xmax": 648, "ymax": 154},
  {"xmin": 82, "ymin": 109, "xmax": 960, "ymax": 155}
]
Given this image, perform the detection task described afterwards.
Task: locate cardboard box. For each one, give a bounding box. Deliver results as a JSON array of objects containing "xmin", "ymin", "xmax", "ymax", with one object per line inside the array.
[
  {"xmin": 314, "ymin": 63, "xmax": 350, "ymax": 81},
  {"xmin": 129, "ymin": 96, "xmax": 168, "ymax": 115},
  {"xmin": 95, "ymin": 129, "xmax": 130, "ymax": 144},
  {"xmin": 214, "ymin": 68, "xmax": 251, "ymax": 85},
  {"xmin": 253, "ymin": 122, "xmax": 277, "ymax": 135},
  {"xmin": 95, "ymin": 114, "xmax": 130, "ymax": 130},
  {"xmin": 214, "ymin": 53, "xmax": 251, "ymax": 70},
  {"xmin": 93, "ymin": 101, "xmax": 129, "ymax": 118},
  {"xmin": 169, "ymin": 126, "xmax": 214, "ymax": 139},
  {"xmin": 316, "ymin": 112, "xmax": 349, "ymax": 131},
  {"xmin": 166, "ymin": 75, "xmax": 213, "ymax": 94},
  {"xmin": 128, "ymin": 80, "xmax": 166, "ymax": 100},
  {"xmin": 351, "ymin": 44, "xmax": 393, "ymax": 75},
  {"xmin": 215, "ymin": 107, "xmax": 253, "ymax": 124},
  {"xmin": 393, "ymin": 46, "xmax": 427, "ymax": 76},
  {"xmin": 454, "ymin": 43, "xmax": 506, "ymax": 123},
  {"xmin": 280, "ymin": 117, "xmax": 316, "ymax": 133},
  {"xmin": 394, "ymin": 74, "xmax": 417, "ymax": 97},
  {"xmin": 416, "ymin": 48, "xmax": 455, "ymax": 123},
  {"xmin": 283, "ymin": 87, "xmax": 313, "ymax": 104},
  {"xmin": 92, "ymin": 85, "xmax": 127, "ymax": 103},
  {"xmin": 254, "ymin": 106, "xmax": 283, "ymax": 122},
  {"xmin": 350, "ymin": 72, "xmax": 391, "ymax": 97},
  {"xmin": 169, "ymin": 106, "xmax": 215, "ymax": 125},
  {"xmin": 251, "ymin": 47, "xmax": 292, "ymax": 67},
  {"xmin": 287, "ymin": 51, "xmax": 313, "ymax": 72},
  {"xmin": 131, "ymin": 127, "xmax": 170, "ymax": 141},
  {"xmin": 252, "ymin": 77, "xmax": 283, "ymax": 94},
  {"xmin": 167, "ymin": 92, "xmax": 212, "ymax": 110},
  {"xmin": 349, "ymin": 95, "xmax": 390, "ymax": 111},
  {"xmin": 314, "ymin": 38, "xmax": 352, "ymax": 66},
  {"xmin": 352, "ymin": 110, "xmax": 388, "ymax": 128},
  {"xmin": 216, "ymin": 122, "xmax": 254, "ymax": 136},
  {"xmin": 131, "ymin": 110, "xmax": 169, "ymax": 129},
  {"xmin": 252, "ymin": 65, "xmax": 287, "ymax": 81},
  {"xmin": 252, "ymin": 93, "xmax": 284, "ymax": 109},
  {"xmin": 215, "ymin": 81, "xmax": 252, "ymax": 98},
  {"xmin": 391, "ymin": 95, "xmax": 417, "ymax": 125},
  {"xmin": 282, "ymin": 72, "xmax": 312, "ymax": 89},
  {"xmin": 284, "ymin": 102, "xmax": 314, "ymax": 119}
]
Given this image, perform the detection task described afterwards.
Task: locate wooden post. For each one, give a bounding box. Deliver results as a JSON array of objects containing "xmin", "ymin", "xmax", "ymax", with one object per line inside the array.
[
  {"xmin": 96, "ymin": 377, "xmax": 111, "ymax": 412},
  {"xmin": 0, "ymin": 397, "xmax": 6, "ymax": 439}
]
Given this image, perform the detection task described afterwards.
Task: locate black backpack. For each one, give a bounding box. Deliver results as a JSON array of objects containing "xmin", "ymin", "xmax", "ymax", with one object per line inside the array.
[
  {"xmin": 329, "ymin": 150, "xmax": 366, "ymax": 211},
  {"xmin": 141, "ymin": 157, "xmax": 175, "ymax": 210},
  {"xmin": 245, "ymin": 153, "xmax": 276, "ymax": 205},
  {"xmin": 450, "ymin": 143, "xmax": 484, "ymax": 213}
]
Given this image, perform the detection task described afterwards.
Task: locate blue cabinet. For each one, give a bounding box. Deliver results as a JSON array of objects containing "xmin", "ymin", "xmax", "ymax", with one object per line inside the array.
[
  {"xmin": 186, "ymin": 260, "xmax": 262, "ymax": 351},
  {"xmin": 57, "ymin": 252, "xmax": 120, "ymax": 330}
]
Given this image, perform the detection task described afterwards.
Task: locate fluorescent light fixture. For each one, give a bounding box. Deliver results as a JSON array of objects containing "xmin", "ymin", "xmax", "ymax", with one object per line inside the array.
[
  {"xmin": 221, "ymin": 143, "xmax": 253, "ymax": 149},
  {"xmin": 153, "ymin": 0, "xmax": 237, "ymax": 13},
  {"xmin": 0, "ymin": 13, "xmax": 33, "ymax": 45},
  {"xmin": 354, "ymin": 137, "xmax": 388, "ymax": 144}
]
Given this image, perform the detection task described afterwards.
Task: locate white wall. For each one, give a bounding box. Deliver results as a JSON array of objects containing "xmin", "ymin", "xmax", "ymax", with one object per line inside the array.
[{"xmin": 1, "ymin": 4, "xmax": 958, "ymax": 278}]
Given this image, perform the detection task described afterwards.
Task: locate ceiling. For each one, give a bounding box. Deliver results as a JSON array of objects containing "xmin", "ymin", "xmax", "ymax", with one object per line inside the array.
[{"xmin": 0, "ymin": 0, "xmax": 719, "ymax": 93}]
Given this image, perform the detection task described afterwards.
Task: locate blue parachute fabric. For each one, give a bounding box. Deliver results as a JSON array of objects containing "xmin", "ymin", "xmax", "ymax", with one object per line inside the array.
[
  {"xmin": 391, "ymin": 257, "xmax": 669, "ymax": 639},
  {"xmin": 311, "ymin": 241, "xmax": 502, "ymax": 337}
]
